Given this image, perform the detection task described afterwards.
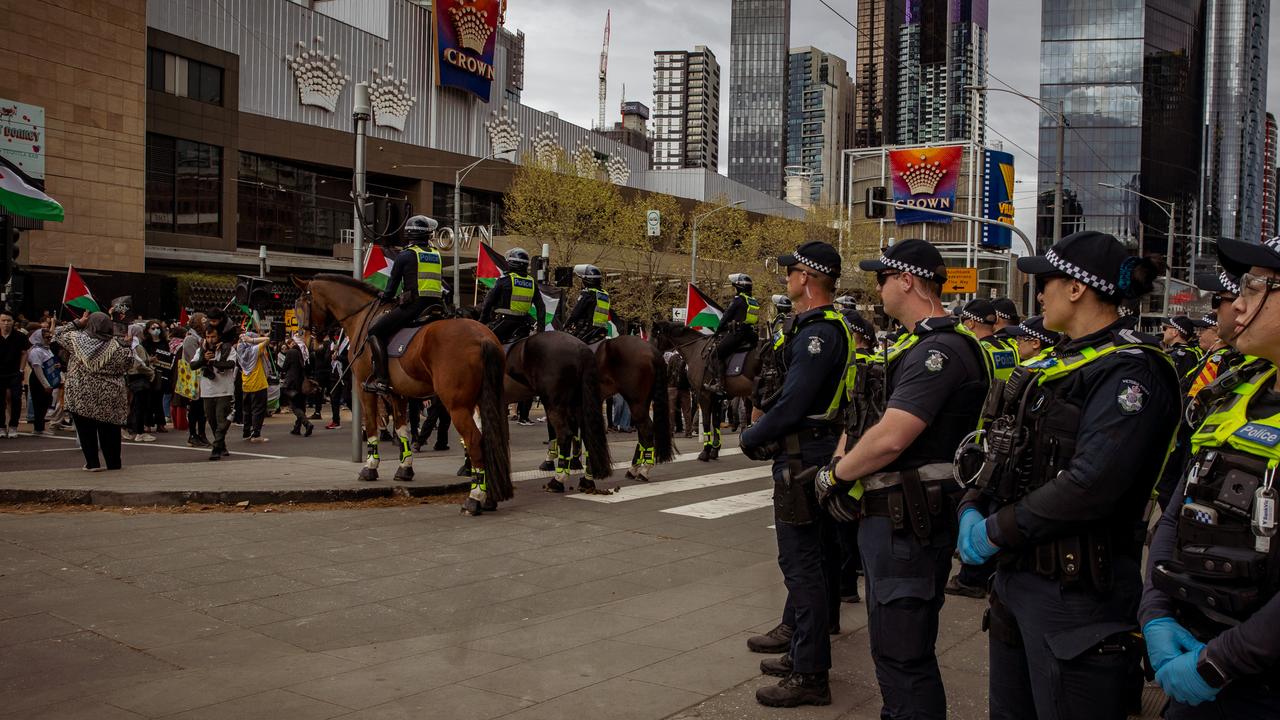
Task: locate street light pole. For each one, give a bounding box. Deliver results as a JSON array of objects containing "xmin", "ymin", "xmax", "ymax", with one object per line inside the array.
[
  {"xmin": 350, "ymin": 83, "xmax": 371, "ymax": 463},
  {"xmin": 689, "ymin": 200, "xmax": 745, "ymax": 286},
  {"xmin": 454, "ymin": 154, "xmax": 493, "ymax": 308}
]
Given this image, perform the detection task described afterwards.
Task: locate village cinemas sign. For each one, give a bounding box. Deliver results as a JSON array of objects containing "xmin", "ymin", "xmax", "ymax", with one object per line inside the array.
[{"xmin": 434, "ymin": 0, "xmax": 503, "ymax": 103}]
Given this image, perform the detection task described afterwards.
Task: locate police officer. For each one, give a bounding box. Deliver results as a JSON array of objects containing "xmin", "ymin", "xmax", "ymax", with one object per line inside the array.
[
  {"xmin": 990, "ymin": 297, "xmax": 1021, "ymax": 350},
  {"xmin": 364, "ymin": 215, "xmax": 445, "ymax": 394},
  {"xmin": 1004, "ymin": 315, "xmax": 1061, "ymax": 363},
  {"xmin": 954, "ymin": 230, "xmax": 1180, "ymax": 719},
  {"xmin": 565, "ymin": 264, "xmax": 610, "ymax": 344},
  {"xmin": 706, "ymin": 273, "xmax": 762, "ymax": 394},
  {"xmin": 478, "ymin": 248, "xmax": 544, "ymax": 345},
  {"xmin": 1163, "ymin": 315, "xmax": 1204, "ymax": 379},
  {"xmin": 961, "ymin": 298, "xmax": 1019, "ymax": 383},
  {"xmin": 814, "ymin": 239, "xmax": 992, "ymax": 719},
  {"xmin": 739, "ymin": 241, "xmax": 852, "ymax": 708},
  {"xmin": 1141, "ymin": 235, "xmax": 1280, "ymax": 717},
  {"xmin": 770, "ymin": 294, "xmax": 793, "ymax": 341}
]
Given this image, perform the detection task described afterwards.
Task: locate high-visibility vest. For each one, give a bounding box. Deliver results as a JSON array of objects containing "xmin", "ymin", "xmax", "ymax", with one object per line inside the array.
[
  {"xmin": 740, "ymin": 293, "xmax": 760, "ymax": 326},
  {"xmin": 409, "ymin": 245, "xmax": 443, "ymax": 297},
  {"xmin": 508, "ymin": 273, "xmax": 535, "ymax": 314},
  {"xmin": 592, "ymin": 289, "xmax": 611, "ymax": 328}
]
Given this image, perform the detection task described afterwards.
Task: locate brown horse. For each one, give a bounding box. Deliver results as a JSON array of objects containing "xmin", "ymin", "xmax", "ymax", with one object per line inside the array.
[
  {"xmin": 293, "ymin": 275, "xmax": 512, "ymax": 516},
  {"xmin": 650, "ymin": 321, "xmax": 763, "ymax": 461},
  {"xmin": 595, "ymin": 335, "xmax": 675, "ymax": 479}
]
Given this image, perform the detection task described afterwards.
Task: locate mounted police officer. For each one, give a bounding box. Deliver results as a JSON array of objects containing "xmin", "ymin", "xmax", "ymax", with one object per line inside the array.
[
  {"xmin": 955, "ymin": 230, "xmax": 1179, "ymax": 719},
  {"xmin": 1004, "ymin": 315, "xmax": 1061, "ymax": 363},
  {"xmin": 815, "ymin": 239, "xmax": 992, "ymax": 719},
  {"xmin": 705, "ymin": 273, "xmax": 761, "ymax": 394},
  {"xmin": 364, "ymin": 215, "xmax": 445, "ymax": 394},
  {"xmin": 1141, "ymin": 235, "xmax": 1280, "ymax": 718},
  {"xmin": 770, "ymin": 294, "xmax": 793, "ymax": 341},
  {"xmin": 1163, "ymin": 315, "xmax": 1204, "ymax": 379},
  {"xmin": 565, "ymin": 264, "xmax": 610, "ymax": 344},
  {"xmin": 739, "ymin": 241, "xmax": 852, "ymax": 708},
  {"xmin": 990, "ymin": 297, "xmax": 1021, "ymax": 350},
  {"xmin": 478, "ymin": 247, "xmax": 544, "ymax": 345}
]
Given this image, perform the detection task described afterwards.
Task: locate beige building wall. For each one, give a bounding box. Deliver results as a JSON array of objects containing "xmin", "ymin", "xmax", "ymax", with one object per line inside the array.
[{"xmin": 0, "ymin": 0, "xmax": 148, "ymax": 272}]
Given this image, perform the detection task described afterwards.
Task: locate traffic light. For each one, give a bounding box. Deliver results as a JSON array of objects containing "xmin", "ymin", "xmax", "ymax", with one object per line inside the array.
[
  {"xmin": 234, "ymin": 275, "xmax": 273, "ymax": 310},
  {"xmin": 865, "ymin": 186, "xmax": 888, "ymax": 219}
]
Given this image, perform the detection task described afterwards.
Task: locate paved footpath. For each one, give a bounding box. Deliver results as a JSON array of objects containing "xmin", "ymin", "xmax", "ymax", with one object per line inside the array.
[{"xmin": 0, "ymin": 422, "xmax": 1166, "ymax": 719}]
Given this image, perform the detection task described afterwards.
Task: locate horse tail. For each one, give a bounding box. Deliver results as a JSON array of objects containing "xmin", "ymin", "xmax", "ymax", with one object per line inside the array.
[
  {"xmin": 578, "ymin": 345, "xmax": 613, "ymax": 479},
  {"xmin": 479, "ymin": 340, "xmax": 514, "ymax": 501},
  {"xmin": 649, "ymin": 346, "xmax": 675, "ymax": 463}
]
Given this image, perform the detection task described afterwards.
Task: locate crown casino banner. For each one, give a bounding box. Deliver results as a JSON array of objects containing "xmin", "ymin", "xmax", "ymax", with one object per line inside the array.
[
  {"xmin": 888, "ymin": 146, "xmax": 964, "ymax": 225},
  {"xmin": 434, "ymin": 0, "xmax": 503, "ymax": 102},
  {"xmin": 981, "ymin": 149, "xmax": 1015, "ymax": 249}
]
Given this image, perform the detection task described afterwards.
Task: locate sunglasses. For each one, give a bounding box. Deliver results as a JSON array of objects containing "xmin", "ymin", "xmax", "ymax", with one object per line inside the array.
[
  {"xmin": 875, "ymin": 271, "xmax": 901, "ymax": 287},
  {"xmin": 1034, "ymin": 272, "xmax": 1071, "ymax": 293},
  {"xmin": 1210, "ymin": 294, "xmax": 1238, "ymax": 308}
]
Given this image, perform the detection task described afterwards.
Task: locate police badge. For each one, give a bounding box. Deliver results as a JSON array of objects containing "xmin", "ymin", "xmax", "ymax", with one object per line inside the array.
[
  {"xmin": 807, "ymin": 336, "xmax": 823, "ymax": 355},
  {"xmin": 1117, "ymin": 379, "xmax": 1146, "ymax": 414},
  {"xmin": 925, "ymin": 350, "xmax": 947, "ymax": 372}
]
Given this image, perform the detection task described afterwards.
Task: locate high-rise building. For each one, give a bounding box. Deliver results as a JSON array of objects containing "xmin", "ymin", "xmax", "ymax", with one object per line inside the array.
[
  {"xmin": 786, "ymin": 47, "xmax": 854, "ymax": 207},
  {"xmin": 1201, "ymin": 0, "xmax": 1270, "ymax": 247},
  {"xmin": 853, "ymin": 0, "xmax": 903, "ymax": 147},
  {"xmin": 728, "ymin": 0, "xmax": 791, "ymax": 197},
  {"xmin": 1264, "ymin": 113, "xmax": 1277, "ymax": 240},
  {"xmin": 652, "ymin": 46, "xmax": 720, "ymax": 171},
  {"xmin": 897, "ymin": 0, "xmax": 987, "ymax": 145},
  {"xmin": 1037, "ymin": 0, "xmax": 1204, "ymax": 278}
]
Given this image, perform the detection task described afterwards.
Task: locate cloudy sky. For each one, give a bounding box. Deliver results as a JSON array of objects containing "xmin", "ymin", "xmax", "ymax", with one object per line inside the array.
[{"xmin": 504, "ymin": 1, "xmax": 1280, "ymax": 245}]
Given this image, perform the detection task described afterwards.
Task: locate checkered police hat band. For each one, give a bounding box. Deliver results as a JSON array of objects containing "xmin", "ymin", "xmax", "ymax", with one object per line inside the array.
[
  {"xmin": 792, "ymin": 251, "xmax": 834, "ymax": 276},
  {"xmin": 879, "ymin": 255, "xmax": 937, "ymax": 281},
  {"xmin": 995, "ymin": 310, "xmax": 1014, "ymax": 320},
  {"xmin": 1018, "ymin": 324, "xmax": 1054, "ymax": 344},
  {"xmin": 1045, "ymin": 249, "xmax": 1117, "ymax": 295},
  {"xmin": 960, "ymin": 310, "xmax": 986, "ymax": 323},
  {"xmin": 1220, "ymin": 271, "xmax": 1240, "ymax": 295}
]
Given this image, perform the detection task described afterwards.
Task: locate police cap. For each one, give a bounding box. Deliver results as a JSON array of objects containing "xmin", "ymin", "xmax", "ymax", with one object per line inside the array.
[
  {"xmin": 1017, "ymin": 230, "xmax": 1154, "ymax": 300},
  {"xmin": 1194, "ymin": 269, "xmax": 1241, "ymax": 296},
  {"xmin": 961, "ymin": 298, "xmax": 997, "ymax": 325},
  {"xmin": 1191, "ymin": 313, "xmax": 1218, "ymax": 329},
  {"xmin": 846, "ymin": 312, "xmax": 876, "ymax": 342},
  {"xmin": 778, "ymin": 241, "xmax": 841, "ymax": 278},
  {"xmin": 1218, "ymin": 236, "xmax": 1280, "ymax": 278},
  {"xmin": 1007, "ymin": 315, "xmax": 1061, "ymax": 345},
  {"xmin": 858, "ymin": 239, "xmax": 947, "ymax": 282},
  {"xmin": 992, "ymin": 297, "xmax": 1020, "ymax": 323},
  {"xmin": 1162, "ymin": 315, "xmax": 1196, "ymax": 339}
]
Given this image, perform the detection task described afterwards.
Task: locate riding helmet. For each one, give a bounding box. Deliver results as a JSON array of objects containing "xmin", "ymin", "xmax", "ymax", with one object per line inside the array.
[
  {"xmin": 834, "ymin": 295, "xmax": 857, "ymax": 312},
  {"xmin": 729, "ymin": 273, "xmax": 753, "ymax": 294},
  {"xmin": 403, "ymin": 215, "xmax": 438, "ymax": 243},
  {"xmin": 574, "ymin": 264, "xmax": 603, "ymax": 287},
  {"xmin": 505, "ymin": 247, "xmax": 531, "ymax": 274},
  {"xmin": 771, "ymin": 294, "xmax": 792, "ymax": 314}
]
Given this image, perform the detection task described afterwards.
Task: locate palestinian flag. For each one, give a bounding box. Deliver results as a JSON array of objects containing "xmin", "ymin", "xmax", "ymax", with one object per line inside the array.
[
  {"xmin": 686, "ymin": 283, "xmax": 723, "ymax": 332},
  {"xmin": 62, "ymin": 266, "xmax": 100, "ymax": 312},
  {"xmin": 0, "ymin": 155, "xmax": 63, "ymax": 222},
  {"xmin": 534, "ymin": 284, "xmax": 561, "ymax": 330},
  {"xmin": 362, "ymin": 245, "xmax": 394, "ymax": 290},
  {"xmin": 476, "ymin": 242, "xmax": 507, "ymax": 288}
]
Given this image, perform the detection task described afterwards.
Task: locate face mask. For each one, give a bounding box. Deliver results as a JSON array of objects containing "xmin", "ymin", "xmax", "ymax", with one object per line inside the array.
[{"xmin": 150, "ymin": 328, "xmax": 162, "ymax": 338}]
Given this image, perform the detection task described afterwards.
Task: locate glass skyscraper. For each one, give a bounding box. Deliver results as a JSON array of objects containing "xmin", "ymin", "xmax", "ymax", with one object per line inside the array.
[
  {"xmin": 1037, "ymin": 0, "xmax": 1203, "ymax": 273},
  {"xmin": 786, "ymin": 47, "xmax": 854, "ymax": 206},
  {"xmin": 897, "ymin": 0, "xmax": 987, "ymax": 145},
  {"xmin": 854, "ymin": 0, "xmax": 903, "ymax": 147},
  {"xmin": 728, "ymin": 0, "xmax": 791, "ymax": 197}
]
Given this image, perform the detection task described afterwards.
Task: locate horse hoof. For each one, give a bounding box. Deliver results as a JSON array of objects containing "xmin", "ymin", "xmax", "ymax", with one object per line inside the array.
[
  {"xmin": 697, "ymin": 448, "xmax": 711, "ymax": 462},
  {"xmin": 539, "ymin": 459, "xmax": 555, "ymax": 472},
  {"xmin": 711, "ymin": 447, "xmax": 720, "ymax": 460},
  {"xmin": 569, "ymin": 458, "xmax": 584, "ymax": 471},
  {"xmin": 394, "ymin": 467, "xmax": 414, "ymax": 482},
  {"xmin": 544, "ymin": 479, "xmax": 565, "ymax": 494},
  {"xmin": 358, "ymin": 468, "xmax": 379, "ymax": 482},
  {"xmin": 637, "ymin": 465, "xmax": 652, "ymax": 482},
  {"xmin": 578, "ymin": 478, "xmax": 596, "ymax": 493},
  {"xmin": 625, "ymin": 466, "xmax": 638, "ymax": 479},
  {"xmin": 461, "ymin": 497, "xmax": 483, "ymax": 516},
  {"xmin": 456, "ymin": 462, "xmax": 471, "ymax": 477}
]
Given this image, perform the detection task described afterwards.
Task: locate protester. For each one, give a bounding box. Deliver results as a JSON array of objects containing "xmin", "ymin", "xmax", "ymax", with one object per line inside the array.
[
  {"xmin": 236, "ymin": 331, "xmax": 271, "ymax": 442},
  {"xmin": 326, "ymin": 329, "xmax": 349, "ymax": 429},
  {"xmin": 0, "ymin": 310, "xmax": 30, "ymax": 438},
  {"xmin": 54, "ymin": 312, "xmax": 132, "ymax": 471},
  {"xmin": 26, "ymin": 328, "xmax": 59, "ymax": 437},
  {"xmin": 189, "ymin": 324, "xmax": 236, "ymax": 460},
  {"xmin": 175, "ymin": 314, "xmax": 209, "ymax": 447},
  {"xmin": 142, "ymin": 319, "xmax": 172, "ymax": 434},
  {"xmin": 124, "ymin": 323, "xmax": 157, "ymax": 442},
  {"xmin": 279, "ymin": 335, "xmax": 313, "ymax": 436}
]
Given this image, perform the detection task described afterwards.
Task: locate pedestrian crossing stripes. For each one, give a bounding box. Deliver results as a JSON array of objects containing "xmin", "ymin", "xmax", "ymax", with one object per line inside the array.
[
  {"xmin": 567, "ymin": 466, "xmax": 770, "ymax": 504},
  {"xmin": 510, "ymin": 447, "xmax": 742, "ymax": 483},
  {"xmin": 661, "ymin": 488, "xmax": 773, "ymax": 519}
]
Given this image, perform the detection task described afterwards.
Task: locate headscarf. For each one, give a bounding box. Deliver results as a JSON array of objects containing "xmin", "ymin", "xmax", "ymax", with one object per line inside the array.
[
  {"xmin": 127, "ymin": 322, "xmax": 146, "ymax": 349},
  {"xmin": 86, "ymin": 312, "xmax": 113, "ymax": 342},
  {"xmin": 292, "ymin": 332, "xmax": 309, "ymax": 364},
  {"xmin": 236, "ymin": 332, "xmax": 262, "ymax": 375},
  {"xmin": 27, "ymin": 328, "xmax": 53, "ymax": 368}
]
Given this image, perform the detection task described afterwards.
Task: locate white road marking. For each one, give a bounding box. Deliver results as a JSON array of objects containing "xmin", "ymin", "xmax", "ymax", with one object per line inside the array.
[
  {"xmin": 567, "ymin": 466, "xmax": 770, "ymax": 504},
  {"xmin": 0, "ymin": 447, "xmax": 81, "ymax": 454},
  {"xmin": 17, "ymin": 433, "xmax": 287, "ymax": 460},
  {"xmin": 661, "ymin": 489, "xmax": 774, "ymax": 519},
  {"xmin": 511, "ymin": 447, "xmax": 742, "ymax": 483}
]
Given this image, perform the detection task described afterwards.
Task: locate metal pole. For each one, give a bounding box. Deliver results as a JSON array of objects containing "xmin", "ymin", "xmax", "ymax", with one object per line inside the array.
[
  {"xmin": 351, "ymin": 82, "xmax": 370, "ymax": 463},
  {"xmin": 689, "ymin": 220, "xmax": 699, "ymax": 286},
  {"xmin": 453, "ymin": 169, "xmax": 462, "ymax": 308},
  {"xmin": 1164, "ymin": 203, "xmax": 1175, "ymax": 315},
  {"xmin": 1053, "ymin": 115, "xmax": 1064, "ymax": 245}
]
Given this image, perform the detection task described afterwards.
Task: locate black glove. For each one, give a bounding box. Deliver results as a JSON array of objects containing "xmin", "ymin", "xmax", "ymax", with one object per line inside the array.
[
  {"xmin": 815, "ymin": 459, "xmax": 860, "ymax": 523},
  {"xmin": 739, "ymin": 436, "xmax": 779, "ymax": 462},
  {"xmin": 378, "ymin": 291, "xmax": 393, "ymax": 303}
]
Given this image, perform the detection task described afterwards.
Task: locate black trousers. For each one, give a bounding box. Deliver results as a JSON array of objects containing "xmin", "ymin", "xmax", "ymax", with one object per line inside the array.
[
  {"xmin": 0, "ymin": 374, "xmax": 21, "ymax": 428},
  {"xmin": 30, "ymin": 383, "xmax": 53, "ymax": 433},
  {"xmin": 516, "ymin": 399, "xmax": 533, "ymax": 422},
  {"xmin": 72, "ymin": 413, "xmax": 122, "ymax": 470},
  {"xmin": 370, "ymin": 298, "xmax": 434, "ymax": 344},
  {"xmin": 128, "ymin": 385, "xmax": 151, "ymax": 435},
  {"xmin": 1165, "ymin": 679, "xmax": 1280, "ymax": 719},
  {"xmin": 488, "ymin": 315, "xmax": 533, "ymax": 344},
  {"xmin": 242, "ymin": 389, "xmax": 267, "ymax": 438},
  {"xmin": 186, "ymin": 395, "xmax": 206, "ymax": 438},
  {"xmin": 418, "ymin": 401, "xmax": 451, "ymax": 448},
  {"xmin": 287, "ymin": 390, "xmax": 310, "ymax": 429},
  {"xmin": 330, "ymin": 377, "xmax": 347, "ymax": 424}
]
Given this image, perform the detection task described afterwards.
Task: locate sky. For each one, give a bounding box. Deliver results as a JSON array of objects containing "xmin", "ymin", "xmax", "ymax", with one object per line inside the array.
[{"xmin": 503, "ymin": 1, "xmax": 1280, "ymax": 249}]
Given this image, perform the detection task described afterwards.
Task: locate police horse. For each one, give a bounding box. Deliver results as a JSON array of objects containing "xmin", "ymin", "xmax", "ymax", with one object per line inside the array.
[
  {"xmin": 651, "ymin": 321, "xmax": 765, "ymax": 461},
  {"xmin": 293, "ymin": 275, "xmax": 513, "ymax": 516}
]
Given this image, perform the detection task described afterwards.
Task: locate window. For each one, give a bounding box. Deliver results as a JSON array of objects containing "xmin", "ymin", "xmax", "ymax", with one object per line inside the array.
[
  {"xmin": 146, "ymin": 134, "xmax": 222, "ymax": 236},
  {"xmin": 147, "ymin": 48, "xmax": 223, "ymax": 105}
]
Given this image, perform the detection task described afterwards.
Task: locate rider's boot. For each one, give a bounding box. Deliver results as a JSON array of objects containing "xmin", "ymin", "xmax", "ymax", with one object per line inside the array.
[{"xmin": 362, "ymin": 336, "xmax": 392, "ymax": 395}]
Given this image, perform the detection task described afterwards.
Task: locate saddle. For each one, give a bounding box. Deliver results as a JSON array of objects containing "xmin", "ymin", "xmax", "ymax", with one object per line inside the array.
[
  {"xmin": 387, "ymin": 307, "xmax": 449, "ymax": 358},
  {"xmin": 726, "ymin": 351, "xmax": 749, "ymax": 378}
]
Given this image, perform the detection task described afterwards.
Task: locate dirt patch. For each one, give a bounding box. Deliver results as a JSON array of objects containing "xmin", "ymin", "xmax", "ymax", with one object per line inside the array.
[{"xmin": 0, "ymin": 491, "xmax": 470, "ymax": 514}]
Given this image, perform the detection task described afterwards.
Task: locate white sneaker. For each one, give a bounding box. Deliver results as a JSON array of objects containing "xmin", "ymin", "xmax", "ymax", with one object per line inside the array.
[
  {"xmin": 6, "ymin": 428, "xmax": 16, "ymax": 438},
  {"xmin": 39, "ymin": 430, "xmax": 57, "ymax": 437},
  {"xmin": 134, "ymin": 433, "xmax": 156, "ymax": 443}
]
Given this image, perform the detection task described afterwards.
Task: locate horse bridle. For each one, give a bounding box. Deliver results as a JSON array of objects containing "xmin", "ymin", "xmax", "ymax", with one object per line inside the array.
[{"xmin": 300, "ymin": 287, "xmax": 381, "ymax": 360}]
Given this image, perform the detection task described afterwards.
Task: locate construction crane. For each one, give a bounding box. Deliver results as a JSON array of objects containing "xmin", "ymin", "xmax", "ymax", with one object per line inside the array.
[{"xmin": 597, "ymin": 10, "xmax": 610, "ymax": 130}]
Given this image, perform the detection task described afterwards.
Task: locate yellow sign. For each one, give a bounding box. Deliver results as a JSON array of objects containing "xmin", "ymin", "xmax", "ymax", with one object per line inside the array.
[
  {"xmin": 943, "ymin": 267, "xmax": 978, "ymax": 294},
  {"xmin": 284, "ymin": 309, "xmax": 299, "ymax": 334}
]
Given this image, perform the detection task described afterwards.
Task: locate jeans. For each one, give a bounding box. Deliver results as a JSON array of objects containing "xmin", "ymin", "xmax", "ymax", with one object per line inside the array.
[
  {"xmin": 202, "ymin": 395, "xmax": 233, "ymax": 454},
  {"xmin": 186, "ymin": 396, "xmax": 206, "ymax": 438},
  {"xmin": 72, "ymin": 413, "xmax": 122, "ymax": 470}
]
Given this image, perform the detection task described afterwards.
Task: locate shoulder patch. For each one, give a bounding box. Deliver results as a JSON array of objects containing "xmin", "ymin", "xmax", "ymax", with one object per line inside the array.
[
  {"xmin": 1234, "ymin": 423, "xmax": 1280, "ymax": 447},
  {"xmin": 1117, "ymin": 379, "xmax": 1147, "ymax": 414},
  {"xmin": 925, "ymin": 349, "xmax": 947, "ymax": 372},
  {"xmin": 807, "ymin": 336, "xmax": 823, "ymax": 355}
]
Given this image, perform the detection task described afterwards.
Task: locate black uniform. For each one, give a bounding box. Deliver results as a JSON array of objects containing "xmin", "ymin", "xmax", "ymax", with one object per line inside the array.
[
  {"xmin": 1168, "ymin": 342, "xmax": 1202, "ymax": 381},
  {"xmin": 479, "ymin": 273, "xmax": 544, "ymax": 345},
  {"xmin": 715, "ymin": 294, "xmax": 759, "ymax": 360},
  {"xmin": 566, "ymin": 288, "xmax": 606, "ymax": 344},
  {"xmin": 368, "ymin": 246, "xmax": 442, "ymax": 347},
  {"xmin": 858, "ymin": 315, "xmax": 989, "ymax": 719},
  {"xmin": 740, "ymin": 307, "xmax": 849, "ymax": 678},
  {"xmin": 964, "ymin": 317, "xmax": 1179, "ymax": 719}
]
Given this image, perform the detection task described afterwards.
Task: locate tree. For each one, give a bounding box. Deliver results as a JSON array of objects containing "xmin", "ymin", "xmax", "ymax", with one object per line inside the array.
[
  {"xmin": 607, "ymin": 194, "xmax": 687, "ymax": 326},
  {"xmin": 503, "ymin": 158, "xmax": 625, "ymax": 269}
]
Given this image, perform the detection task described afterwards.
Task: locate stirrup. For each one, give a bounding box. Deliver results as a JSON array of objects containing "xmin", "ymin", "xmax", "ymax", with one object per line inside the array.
[{"xmin": 362, "ymin": 378, "xmax": 392, "ymax": 395}]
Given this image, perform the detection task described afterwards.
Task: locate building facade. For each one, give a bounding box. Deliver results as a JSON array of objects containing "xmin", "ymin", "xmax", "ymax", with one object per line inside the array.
[
  {"xmin": 1201, "ymin": 0, "xmax": 1270, "ymax": 246},
  {"xmin": 786, "ymin": 47, "xmax": 854, "ymax": 207},
  {"xmin": 1264, "ymin": 112, "xmax": 1277, "ymax": 240},
  {"xmin": 1037, "ymin": 0, "xmax": 1204, "ymax": 278},
  {"xmin": 853, "ymin": 0, "xmax": 903, "ymax": 148},
  {"xmin": 728, "ymin": 0, "xmax": 791, "ymax": 197},
  {"xmin": 651, "ymin": 46, "xmax": 720, "ymax": 171},
  {"xmin": 897, "ymin": 0, "xmax": 987, "ymax": 146}
]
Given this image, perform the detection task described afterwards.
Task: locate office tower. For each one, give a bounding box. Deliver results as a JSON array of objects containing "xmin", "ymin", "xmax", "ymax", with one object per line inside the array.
[
  {"xmin": 728, "ymin": 0, "xmax": 790, "ymax": 197},
  {"xmin": 854, "ymin": 0, "xmax": 903, "ymax": 147},
  {"xmin": 786, "ymin": 47, "xmax": 854, "ymax": 206},
  {"xmin": 897, "ymin": 0, "xmax": 987, "ymax": 145},
  {"xmin": 652, "ymin": 46, "xmax": 721, "ymax": 170}
]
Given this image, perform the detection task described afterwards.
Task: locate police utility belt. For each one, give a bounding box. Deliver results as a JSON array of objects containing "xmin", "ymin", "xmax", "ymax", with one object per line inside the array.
[{"xmin": 860, "ymin": 463, "xmax": 957, "ymax": 539}]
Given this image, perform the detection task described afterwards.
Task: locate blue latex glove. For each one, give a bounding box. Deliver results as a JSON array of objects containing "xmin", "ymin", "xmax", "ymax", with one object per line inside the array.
[
  {"xmin": 1155, "ymin": 648, "xmax": 1221, "ymax": 707},
  {"xmin": 957, "ymin": 508, "xmax": 998, "ymax": 565},
  {"xmin": 1143, "ymin": 618, "xmax": 1204, "ymax": 673}
]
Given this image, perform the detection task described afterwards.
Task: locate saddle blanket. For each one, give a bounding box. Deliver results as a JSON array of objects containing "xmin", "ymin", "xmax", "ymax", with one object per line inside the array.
[
  {"xmin": 388, "ymin": 326, "xmax": 423, "ymax": 358},
  {"xmin": 726, "ymin": 351, "xmax": 749, "ymax": 377}
]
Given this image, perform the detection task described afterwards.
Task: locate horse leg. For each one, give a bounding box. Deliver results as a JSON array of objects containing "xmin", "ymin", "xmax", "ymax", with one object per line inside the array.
[
  {"xmin": 392, "ymin": 399, "xmax": 414, "ymax": 483},
  {"xmin": 358, "ymin": 390, "xmax": 381, "ymax": 482},
  {"xmin": 543, "ymin": 409, "xmax": 572, "ymax": 494},
  {"xmin": 697, "ymin": 393, "xmax": 713, "ymax": 462},
  {"xmin": 629, "ymin": 397, "xmax": 655, "ymax": 481},
  {"xmin": 570, "ymin": 415, "xmax": 595, "ymax": 493},
  {"xmin": 540, "ymin": 422, "xmax": 556, "ymax": 472},
  {"xmin": 711, "ymin": 402, "xmax": 723, "ymax": 460},
  {"xmin": 449, "ymin": 404, "xmax": 488, "ymax": 516}
]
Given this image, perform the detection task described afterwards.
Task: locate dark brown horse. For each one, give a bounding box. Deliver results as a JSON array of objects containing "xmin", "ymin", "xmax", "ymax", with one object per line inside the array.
[
  {"xmin": 595, "ymin": 335, "xmax": 674, "ymax": 479},
  {"xmin": 293, "ymin": 275, "xmax": 512, "ymax": 516},
  {"xmin": 650, "ymin": 321, "xmax": 763, "ymax": 461}
]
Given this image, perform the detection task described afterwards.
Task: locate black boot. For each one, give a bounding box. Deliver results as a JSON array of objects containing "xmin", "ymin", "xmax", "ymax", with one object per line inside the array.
[
  {"xmin": 746, "ymin": 623, "xmax": 793, "ymax": 654},
  {"xmin": 760, "ymin": 653, "xmax": 793, "ymax": 678},
  {"xmin": 362, "ymin": 336, "xmax": 392, "ymax": 394},
  {"xmin": 755, "ymin": 671, "xmax": 831, "ymax": 708}
]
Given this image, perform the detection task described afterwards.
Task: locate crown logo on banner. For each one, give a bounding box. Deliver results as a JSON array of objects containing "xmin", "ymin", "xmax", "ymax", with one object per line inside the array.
[
  {"xmin": 901, "ymin": 153, "xmax": 948, "ymax": 195},
  {"xmin": 607, "ymin": 155, "xmax": 630, "ymax": 186},
  {"xmin": 485, "ymin": 108, "xmax": 521, "ymax": 160},
  {"xmin": 369, "ymin": 63, "xmax": 416, "ymax": 131},
  {"xmin": 286, "ymin": 37, "xmax": 350, "ymax": 113},
  {"xmin": 449, "ymin": 0, "xmax": 494, "ymax": 54}
]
